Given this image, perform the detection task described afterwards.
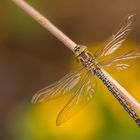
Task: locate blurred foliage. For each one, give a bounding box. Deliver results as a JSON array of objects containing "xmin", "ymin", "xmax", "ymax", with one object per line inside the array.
[
  {"xmin": 7, "ymin": 42, "xmax": 140, "ymax": 140},
  {"xmin": 1, "ymin": 0, "xmax": 140, "ymax": 140}
]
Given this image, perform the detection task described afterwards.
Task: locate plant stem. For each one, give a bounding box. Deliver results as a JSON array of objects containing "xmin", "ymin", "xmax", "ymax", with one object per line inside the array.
[
  {"xmin": 12, "ymin": 0, "xmax": 140, "ymax": 115},
  {"xmin": 12, "ymin": 0, "xmax": 77, "ymax": 52},
  {"xmin": 101, "ymin": 68, "xmax": 140, "ymax": 114}
]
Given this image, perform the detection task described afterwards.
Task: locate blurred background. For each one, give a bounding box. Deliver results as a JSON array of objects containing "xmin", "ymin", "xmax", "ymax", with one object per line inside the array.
[{"xmin": 1, "ymin": 0, "xmax": 140, "ymax": 140}]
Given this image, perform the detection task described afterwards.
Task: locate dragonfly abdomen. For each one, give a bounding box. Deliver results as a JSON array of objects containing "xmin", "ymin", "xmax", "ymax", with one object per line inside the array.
[
  {"xmin": 75, "ymin": 45, "xmax": 140, "ymax": 126},
  {"xmin": 96, "ymin": 69, "xmax": 140, "ymax": 126}
]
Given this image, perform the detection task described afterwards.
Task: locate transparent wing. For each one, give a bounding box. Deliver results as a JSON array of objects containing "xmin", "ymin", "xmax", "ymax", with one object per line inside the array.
[
  {"xmin": 32, "ymin": 68, "xmax": 84, "ymax": 104},
  {"xmin": 102, "ymin": 49, "xmax": 140, "ymax": 73},
  {"xmin": 95, "ymin": 13, "xmax": 135, "ymax": 59},
  {"xmin": 56, "ymin": 72, "xmax": 96, "ymax": 126}
]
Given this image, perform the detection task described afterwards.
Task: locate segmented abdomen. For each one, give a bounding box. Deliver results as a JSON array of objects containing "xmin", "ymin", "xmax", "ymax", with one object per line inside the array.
[{"xmin": 95, "ymin": 69, "xmax": 140, "ymax": 127}]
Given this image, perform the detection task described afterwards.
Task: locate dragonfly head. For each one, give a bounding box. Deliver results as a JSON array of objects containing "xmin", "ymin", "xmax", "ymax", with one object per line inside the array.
[
  {"xmin": 74, "ymin": 45, "xmax": 87, "ymax": 58},
  {"xmin": 74, "ymin": 45, "xmax": 96, "ymax": 65}
]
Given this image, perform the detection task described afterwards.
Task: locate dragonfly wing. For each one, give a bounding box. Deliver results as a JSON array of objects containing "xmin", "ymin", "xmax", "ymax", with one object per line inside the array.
[
  {"xmin": 102, "ymin": 49, "xmax": 140, "ymax": 73},
  {"xmin": 32, "ymin": 69, "xmax": 84, "ymax": 104},
  {"xmin": 95, "ymin": 13, "xmax": 135, "ymax": 59},
  {"xmin": 56, "ymin": 72, "xmax": 96, "ymax": 126}
]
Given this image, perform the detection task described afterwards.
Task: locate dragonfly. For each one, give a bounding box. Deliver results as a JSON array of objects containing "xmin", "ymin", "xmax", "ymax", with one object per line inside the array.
[{"xmin": 32, "ymin": 13, "xmax": 140, "ymax": 126}]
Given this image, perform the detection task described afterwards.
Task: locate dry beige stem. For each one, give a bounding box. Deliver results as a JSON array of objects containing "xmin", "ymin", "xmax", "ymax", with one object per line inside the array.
[{"xmin": 12, "ymin": 0, "xmax": 140, "ymax": 114}]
